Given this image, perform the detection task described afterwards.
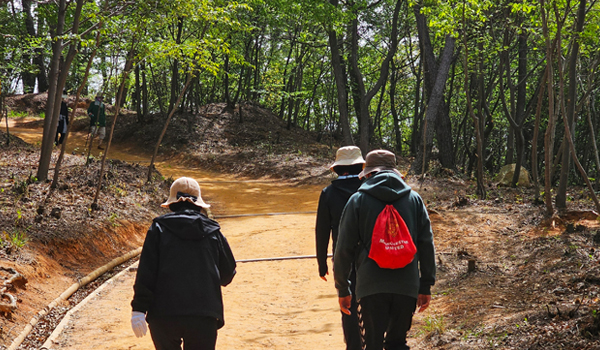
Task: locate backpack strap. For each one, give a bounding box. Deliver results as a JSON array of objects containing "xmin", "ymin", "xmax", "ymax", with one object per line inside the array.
[{"xmin": 356, "ymin": 191, "xmax": 402, "ymax": 250}]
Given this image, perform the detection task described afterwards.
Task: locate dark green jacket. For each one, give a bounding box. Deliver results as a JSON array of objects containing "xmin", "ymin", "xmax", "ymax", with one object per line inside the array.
[
  {"xmin": 333, "ymin": 171, "xmax": 436, "ymax": 300},
  {"xmin": 87, "ymin": 100, "xmax": 106, "ymax": 127}
]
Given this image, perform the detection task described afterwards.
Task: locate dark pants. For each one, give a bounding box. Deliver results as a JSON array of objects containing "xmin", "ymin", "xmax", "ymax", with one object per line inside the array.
[
  {"xmin": 343, "ymin": 267, "xmax": 362, "ymax": 350},
  {"xmin": 147, "ymin": 315, "xmax": 218, "ymax": 350},
  {"xmin": 357, "ymin": 293, "xmax": 417, "ymax": 350},
  {"xmin": 55, "ymin": 119, "xmax": 67, "ymax": 145},
  {"xmin": 55, "ymin": 131, "xmax": 66, "ymax": 145}
]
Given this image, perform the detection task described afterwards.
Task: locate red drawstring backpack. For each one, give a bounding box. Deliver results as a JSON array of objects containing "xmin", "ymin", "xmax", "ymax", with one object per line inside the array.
[{"xmin": 369, "ymin": 204, "xmax": 417, "ymax": 269}]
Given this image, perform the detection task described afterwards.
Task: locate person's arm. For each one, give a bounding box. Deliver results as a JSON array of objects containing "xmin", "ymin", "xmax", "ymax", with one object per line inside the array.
[
  {"xmin": 131, "ymin": 223, "xmax": 160, "ymax": 313},
  {"xmin": 315, "ymin": 189, "xmax": 331, "ymax": 279},
  {"xmin": 216, "ymin": 231, "xmax": 236, "ymax": 286},
  {"xmin": 415, "ymin": 195, "xmax": 436, "ymax": 297},
  {"xmin": 333, "ymin": 194, "xmax": 360, "ymax": 298},
  {"xmin": 87, "ymin": 103, "xmax": 96, "ymax": 126},
  {"xmin": 100, "ymin": 104, "xmax": 106, "ymax": 122},
  {"xmin": 63, "ymin": 102, "xmax": 69, "ymax": 124}
]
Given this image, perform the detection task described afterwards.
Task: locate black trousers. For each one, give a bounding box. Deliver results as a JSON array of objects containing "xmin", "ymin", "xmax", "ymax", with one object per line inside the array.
[
  {"xmin": 147, "ymin": 315, "xmax": 218, "ymax": 350},
  {"xmin": 55, "ymin": 131, "xmax": 66, "ymax": 145},
  {"xmin": 357, "ymin": 293, "xmax": 417, "ymax": 350},
  {"xmin": 343, "ymin": 266, "xmax": 362, "ymax": 350}
]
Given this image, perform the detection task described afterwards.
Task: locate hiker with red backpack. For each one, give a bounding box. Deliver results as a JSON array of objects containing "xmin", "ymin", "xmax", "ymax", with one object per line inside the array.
[
  {"xmin": 334, "ymin": 149, "xmax": 436, "ymax": 350},
  {"xmin": 315, "ymin": 146, "xmax": 365, "ymax": 350}
]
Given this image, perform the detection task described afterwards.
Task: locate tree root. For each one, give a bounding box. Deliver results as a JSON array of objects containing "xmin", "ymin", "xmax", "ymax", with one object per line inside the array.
[
  {"xmin": 0, "ymin": 292, "xmax": 17, "ymax": 313},
  {"xmin": 0, "ymin": 267, "xmax": 27, "ymax": 315}
]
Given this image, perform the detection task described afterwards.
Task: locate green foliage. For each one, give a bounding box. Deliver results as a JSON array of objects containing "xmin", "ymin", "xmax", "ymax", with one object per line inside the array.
[
  {"xmin": 7, "ymin": 110, "xmax": 30, "ymax": 119},
  {"xmin": 108, "ymin": 213, "xmax": 121, "ymax": 227},
  {"xmin": 7, "ymin": 229, "xmax": 29, "ymax": 250},
  {"xmin": 421, "ymin": 314, "xmax": 446, "ymax": 334},
  {"xmin": 1, "ymin": 207, "xmax": 30, "ymax": 254},
  {"xmin": 0, "ymin": 229, "xmax": 29, "ymax": 254}
]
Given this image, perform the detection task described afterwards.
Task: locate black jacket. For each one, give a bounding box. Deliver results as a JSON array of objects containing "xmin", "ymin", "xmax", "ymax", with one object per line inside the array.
[
  {"xmin": 131, "ymin": 209, "xmax": 236, "ymax": 328},
  {"xmin": 315, "ymin": 176, "xmax": 363, "ymax": 277}
]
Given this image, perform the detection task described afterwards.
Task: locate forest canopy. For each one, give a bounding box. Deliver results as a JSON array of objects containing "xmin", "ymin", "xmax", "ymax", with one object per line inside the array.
[{"xmin": 2, "ymin": 0, "xmax": 600, "ymax": 213}]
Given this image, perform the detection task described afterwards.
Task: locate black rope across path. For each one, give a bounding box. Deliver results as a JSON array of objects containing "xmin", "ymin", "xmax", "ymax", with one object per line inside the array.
[
  {"xmin": 237, "ymin": 253, "xmax": 332, "ymax": 263},
  {"xmin": 214, "ymin": 211, "xmax": 316, "ymax": 219}
]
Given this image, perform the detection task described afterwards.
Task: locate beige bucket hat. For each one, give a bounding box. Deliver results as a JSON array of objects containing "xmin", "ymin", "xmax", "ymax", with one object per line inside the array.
[
  {"xmin": 329, "ymin": 146, "xmax": 365, "ymax": 170},
  {"xmin": 161, "ymin": 177, "xmax": 210, "ymax": 208},
  {"xmin": 358, "ymin": 149, "xmax": 403, "ymax": 179}
]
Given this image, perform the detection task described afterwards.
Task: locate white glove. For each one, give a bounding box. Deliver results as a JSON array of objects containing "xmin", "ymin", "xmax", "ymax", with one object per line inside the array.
[{"xmin": 131, "ymin": 311, "xmax": 147, "ymax": 338}]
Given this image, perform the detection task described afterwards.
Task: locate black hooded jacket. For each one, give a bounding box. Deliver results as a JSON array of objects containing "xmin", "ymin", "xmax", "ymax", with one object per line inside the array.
[
  {"xmin": 131, "ymin": 209, "xmax": 236, "ymax": 328},
  {"xmin": 315, "ymin": 176, "xmax": 363, "ymax": 277}
]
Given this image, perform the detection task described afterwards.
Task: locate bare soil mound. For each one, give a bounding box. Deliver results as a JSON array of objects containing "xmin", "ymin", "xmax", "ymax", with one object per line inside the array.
[
  {"xmin": 7, "ymin": 95, "xmax": 335, "ymax": 183},
  {"xmin": 111, "ymin": 102, "xmax": 334, "ymax": 182}
]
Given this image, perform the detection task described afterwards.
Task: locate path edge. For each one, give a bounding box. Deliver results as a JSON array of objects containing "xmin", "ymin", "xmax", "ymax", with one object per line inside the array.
[{"xmin": 7, "ymin": 247, "xmax": 142, "ymax": 350}]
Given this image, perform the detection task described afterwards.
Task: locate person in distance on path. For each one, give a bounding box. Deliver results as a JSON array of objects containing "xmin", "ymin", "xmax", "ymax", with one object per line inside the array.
[
  {"xmin": 315, "ymin": 145, "xmax": 365, "ymax": 350},
  {"xmin": 54, "ymin": 92, "xmax": 69, "ymax": 146},
  {"xmin": 334, "ymin": 149, "xmax": 436, "ymax": 350},
  {"xmin": 131, "ymin": 176, "xmax": 237, "ymax": 350},
  {"xmin": 87, "ymin": 93, "xmax": 106, "ymax": 150}
]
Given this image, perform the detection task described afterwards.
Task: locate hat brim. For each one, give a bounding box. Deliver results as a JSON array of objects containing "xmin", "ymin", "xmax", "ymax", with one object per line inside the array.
[
  {"xmin": 329, "ymin": 159, "xmax": 366, "ymax": 170},
  {"xmin": 161, "ymin": 196, "xmax": 210, "ymax": 208},
  {"xmin": 359, "ymin": 167, "xmax": 403, "ymax": 179}
]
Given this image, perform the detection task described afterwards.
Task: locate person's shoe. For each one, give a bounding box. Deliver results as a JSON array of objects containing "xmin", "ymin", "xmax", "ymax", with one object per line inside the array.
[{"xmin": 98, "ymin": 144, "xmax": 104, "ymax": 150}]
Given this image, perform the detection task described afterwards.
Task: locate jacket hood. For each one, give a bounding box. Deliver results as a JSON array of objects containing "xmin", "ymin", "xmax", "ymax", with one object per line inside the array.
[
  {"xmin": 330, "ymin": 176, "xmax": 362, "ymax": 196},
  {"xmin": 154, "ymin": 210, "xmax": 220, "ymax": 240},
  {"xmin": 358, "ymin": 171, "xmax": 411, "ymax": 203}
]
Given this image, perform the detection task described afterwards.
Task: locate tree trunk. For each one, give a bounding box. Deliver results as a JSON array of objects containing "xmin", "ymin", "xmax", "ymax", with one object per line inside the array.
[
  {"xmin": 148, "ymin": 62, "xmax": 165, "ymax": 115},
  {"xmin": 251, "ymin": 33, "xmax": 263, "ymax": 101},
  {"xmin": 327, "ymin": 26, "xmax": 353, "ymax": 146},
  {"xmin": 510, "ymin": 30, "xmax": 528, "ymax": 187},
  {"xmin": 92, "ymin": 50, "xmax": 136, "ymax": 209},
  {"xmin": 412, "ymin": 33, "xmax": 455, "ymax": 173},
  {"xmin": 347, "ymin": 0, "xmax": 401, "ymax": 154},
  {"xmin": 541, "ymin": 0, "xmax": 557, "ymax": 215},
  {"xmin": 412, "ymin": 4, "xmax": 455, "ymax": 173},
  {"xmin": 141, "ymin": 62, "xmax": 148, "ymax": 120},
  {"xmin": 135, "ymin": 64, "xmax": 142, "ymax": 123},
  {"xmin": 532, "ymin": 68, "xmax": 548, "ymax": 200},
  {"xmin": 168, "ymin": 17, "xmax": 184, "ymax": 112},
  {"xmin": 278, "ymin": 27, "xmax": 298, "ymax": 119},
  {"xmin": 51, "ymin": 30, "xmax": 100, "ymax": 191},
  {"xmin": 148, "ymin": 74, "xmax": 193, "ymax": 182},
  {"xmin": 36, "ymin": 0, "xmax": 67, "ymax": 182},
  {"xmin": 224, "ymin": 53, "xmax": 234, "ymax": 112},
  {"xmin": 21, "ymin": 0, "xmax": 36, "ymax": 93},
  {"xmin": 589, "ymin": 97, "xmax": 600, "ymax": 189},
  {"xmin": 389, "ymin": 61, "xmax": 402, "ymax": 155},
  {"xmin": 462, "ymin": 0, "xmax": 485, "ymax": 198},
  {"xmin": 556, "ymin": 0, "xmax": 586, "ymax": 209},
  {"xmin": 411, "ymin": 59, "xmax": 423, "ymax": 156}
]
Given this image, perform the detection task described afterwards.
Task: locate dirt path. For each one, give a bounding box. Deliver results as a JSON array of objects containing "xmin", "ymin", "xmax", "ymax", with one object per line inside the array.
[
  {"xmin": 43, "ymin": 213, "xmax": 350, "ymax": 350},
  {"xmin": 7, "ymin": 124, "xmax": 352, "ymax": 349},
  {"xmin": 40, "ymin": 188, "xmax": 351, "ymax": 349}
]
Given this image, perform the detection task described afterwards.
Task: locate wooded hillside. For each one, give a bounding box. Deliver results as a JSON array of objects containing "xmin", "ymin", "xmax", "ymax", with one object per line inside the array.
[{"xmin": 2, "ymin": 0, "xmax": 600, "ymax": 213}]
